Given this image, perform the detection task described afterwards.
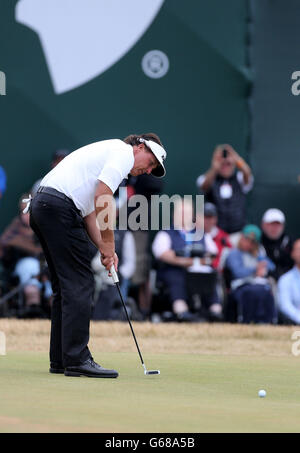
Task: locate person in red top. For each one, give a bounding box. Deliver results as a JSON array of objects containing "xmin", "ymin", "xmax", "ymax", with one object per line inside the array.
[{"xmin": 203, "ymin": 203, "xmax": 232, "ymax": 270}]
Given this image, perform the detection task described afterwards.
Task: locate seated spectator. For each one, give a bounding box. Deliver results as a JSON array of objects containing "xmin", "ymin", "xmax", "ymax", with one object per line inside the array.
[
  {"xmin": 0, "ymin": 165, "xmax": 7, "ymax": 202},
  {"xmin": 91, "ymin": 213, "xmax": 137, "ymax": 320},
  {"xmin": 277, "ymin": 239, "xmax": 300, "ymax": 325},
  {"xmin": 152, "ymin": 197, "xmax": 222, "ymax": 321},
  {"xmin": 31, "ymin": 149, "xmax": 70, "ymax": 196},
  {"xmin": 225, "ymin": 224, "xmax": 277, "ymax": 324},
  {"xmin": 203, "ymin": 202, "xmax": 232, "ymax": 270},
  {"xmin": 0, "ymin": 194, "xmax": 52, "ymax": 316},
  {"xmin": 196, "ymin": 144, "xmax": 253, "ymax": 245},
  {"xmin": 261, "ymin": 208, "xmax": 293, "ymax": 281}
]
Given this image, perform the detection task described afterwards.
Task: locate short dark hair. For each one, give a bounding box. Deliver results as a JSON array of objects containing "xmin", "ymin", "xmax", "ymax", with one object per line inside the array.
[{"xmin": 123, "ymin": 132, "xmax": 163, "ymax": 149}]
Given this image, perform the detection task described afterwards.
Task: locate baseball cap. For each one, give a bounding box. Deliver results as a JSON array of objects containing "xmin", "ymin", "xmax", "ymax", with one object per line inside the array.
[
  {"xmin": 138, "ymin": 138, "xmax": 166, "ymax": 177},
  {"xmin": 262, "ymin": 208, "xmax": 285, "ymax": 224},
  {"xmin": 242, "ymin": 224, "xmax": 262, "ymax": 243},
  {"xmin": 204, "ymin": 202, "xmax": 217, "ymax": 217}
]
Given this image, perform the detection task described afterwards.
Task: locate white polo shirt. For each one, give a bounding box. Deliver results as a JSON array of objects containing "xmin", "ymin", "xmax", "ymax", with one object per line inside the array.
[{"xmin": 40, "ymin": 139, "xmax": 134, "ymax": 217}]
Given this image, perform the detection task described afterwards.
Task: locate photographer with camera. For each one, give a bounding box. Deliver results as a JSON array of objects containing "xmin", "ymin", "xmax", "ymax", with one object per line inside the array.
[
  {"xmin": 152, "ymin": 198, "xmax": 221, "ymax": 321},
  {"xmin": 196, "ymin": 144, "xmax": 253, "ymax": 246}
]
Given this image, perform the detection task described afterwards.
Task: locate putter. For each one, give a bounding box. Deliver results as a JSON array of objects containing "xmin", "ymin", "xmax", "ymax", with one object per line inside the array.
[{"xmin": 110, "ymin": 265, "xmax": 160, "ymax": 376}]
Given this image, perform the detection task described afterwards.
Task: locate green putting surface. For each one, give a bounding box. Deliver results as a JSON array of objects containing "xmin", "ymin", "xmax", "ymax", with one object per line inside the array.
[{"xmin": 1, "ymin": 351, "xmax": 300, "ymax": 432}]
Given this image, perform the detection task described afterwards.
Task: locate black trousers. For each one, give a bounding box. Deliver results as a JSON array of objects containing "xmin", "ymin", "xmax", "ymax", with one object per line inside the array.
[{"xmin": 30, "ymin": 192, "xmax": 94, "ymax": 367}]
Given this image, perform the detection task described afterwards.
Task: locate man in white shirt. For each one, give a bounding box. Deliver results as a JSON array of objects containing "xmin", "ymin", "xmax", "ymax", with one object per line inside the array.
[
  {"xmin": 29, "ymin": 133, "xmax": 166, "ymax": 378},
  {"xmin": 151, "ymin": 198, "xmax": 220, "ymax": 321},
  {"xmin": 278, "ymin": 239, "xmax": 300, "ymax": 324}
]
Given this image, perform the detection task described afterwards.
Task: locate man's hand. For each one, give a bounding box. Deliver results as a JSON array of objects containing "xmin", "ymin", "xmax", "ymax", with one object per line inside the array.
[
  {"xmin": 225, "ymin": 146, "xmax": 241, "ymax": 165},
  {"xmin": 256, "ymin": 261, "xmax": 267, "ymax": 277},
  {"xmin": 99, "ymin": 239, "xmax": 115, "ymax": 271},
  {"xmin": 211, "ymin": 146, "xmax": 224, "ymax": 172},
  {"xmin": 101, "ymin": 252, "xmax": 119, "ymax": 273}
]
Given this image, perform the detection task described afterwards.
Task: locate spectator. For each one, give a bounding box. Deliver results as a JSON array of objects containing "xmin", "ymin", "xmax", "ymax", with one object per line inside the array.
[
  {"xmin": 196, "ymin": 144, "xmax": 253, "ymax": 245},
  {"xmin": 277, "ymin": 239, "xmax": 300, "ymax": 325},
  {"xmin": 225, "ymin": 224, "xmax": 277, "ymax": 324},
  {"xmin": 0, "ymin": 194, "xmax": 52, "ymax": 316},
  {"xmin": 127, "ymin": 173, "xmax": 164, "ymax": 318},
  {"xmin": 91, "ymin": 222, "xmax": 136, "ymax": 320},
  {"xmin": 203, "ymin": 202, "xmax": 232, "ymax": 270},
  {"xmin": 152, "ymin": 197, "xmax": 221, "ymax": 321},
  {"xmin": 0, "ymin": 165, "xmax": 7, "ymax": 201},
  {"xmin": 31, "ymin": 149, "xmax": 70, "ymax": 196},
  {"xmin": 261, "ymin": 208, "xmax": 293, "ymax": 281}
]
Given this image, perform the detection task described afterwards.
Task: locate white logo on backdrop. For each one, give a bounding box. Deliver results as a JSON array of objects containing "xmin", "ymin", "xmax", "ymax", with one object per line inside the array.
[
  {"xmin": 16, "ymin": 0, "xmax": 164, "ymax": 94},
  {"xmin": 141, "ymin": 50, "xmax": 169, "ymax": 79}
]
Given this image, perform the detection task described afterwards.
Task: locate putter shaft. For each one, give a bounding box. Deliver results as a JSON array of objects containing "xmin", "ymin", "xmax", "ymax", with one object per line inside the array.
[{"xmin": 110, "ymin": 266, "xmax": 160, "ymax": 375}]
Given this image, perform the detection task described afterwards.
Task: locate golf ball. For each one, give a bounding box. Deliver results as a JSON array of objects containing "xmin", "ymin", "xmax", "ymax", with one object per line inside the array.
[{"xmin": 258, "ymin": 389, "xmax": 266, "ymax": 398}]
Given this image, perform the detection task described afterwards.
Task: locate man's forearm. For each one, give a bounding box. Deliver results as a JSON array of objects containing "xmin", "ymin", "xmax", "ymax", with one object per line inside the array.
[
  {"xmin": 159, "ymin": 250, "xmax": 194, "ymax": 268},
  {"xmin": 94, "ymin": 200, "xmax": 115, "ymax": 250},
  {"xmin": 236, "ymin": 157, "xmax": 252, "ymax": 185},
  {"xmin": 201, "ymin": 167, "xmax": 218, "ymax": 192},
  {"xmin": 84, "ymin": 211, "xmax": 102, "ymax": 249}
]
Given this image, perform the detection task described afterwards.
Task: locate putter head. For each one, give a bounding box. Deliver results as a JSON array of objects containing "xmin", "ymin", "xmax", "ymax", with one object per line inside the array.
[{"xmin": 142, "ymin": 363, "xmax": 160, "ymax": 375}]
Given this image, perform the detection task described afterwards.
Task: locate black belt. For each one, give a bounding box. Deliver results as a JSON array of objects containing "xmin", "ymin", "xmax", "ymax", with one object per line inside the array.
[{"xmin": 37, "ymin": 186, "xmax": 81, "ymax": 214}]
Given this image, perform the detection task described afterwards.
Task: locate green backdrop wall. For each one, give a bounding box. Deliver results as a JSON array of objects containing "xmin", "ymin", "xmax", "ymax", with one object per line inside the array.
[
  {"xmin": 0, "ymin": 0, "xmax": 249, "ymax": 232},
  {"xmin": 248, "ymin": 0, "xmax": 300, "ymax": 237}
]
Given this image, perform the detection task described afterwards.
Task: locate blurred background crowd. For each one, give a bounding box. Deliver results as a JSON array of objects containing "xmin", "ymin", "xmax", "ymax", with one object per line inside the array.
[{"xmin": 1, "ymin": 143, "xmax": 299, "ymax": 326}]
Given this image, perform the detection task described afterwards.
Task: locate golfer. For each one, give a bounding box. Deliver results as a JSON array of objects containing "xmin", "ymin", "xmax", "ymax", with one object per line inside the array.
[{"xmin": 29, "ymin": 133, "xmax": 167, "ymax": 378}]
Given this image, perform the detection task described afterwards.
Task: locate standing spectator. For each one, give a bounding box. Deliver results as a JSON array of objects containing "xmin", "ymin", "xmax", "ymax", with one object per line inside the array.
[
  {"xmin": 277, "ymin": 239, "xmax": 300, "ymax": 325},
  {"xmin": 203, "ymin": 202, "xmax": 232, "ymax": 270},
  {"xmin": 127, "ymin": 172, "xmax": 164, "ymax": 318},
  {"xmin": 225, "ymin": 224, "xmax": 277, "ymax": 324},
  {"xmin": 261, "ymin": 208, "xmax": 293, "ymax": 281},
  {"xmin": 196, "ymin": 144, "xmax": 253, "ymax": 245},
  {"xmin": 0, "ymin": 165, "xmax": 7, "ymax": 201}
]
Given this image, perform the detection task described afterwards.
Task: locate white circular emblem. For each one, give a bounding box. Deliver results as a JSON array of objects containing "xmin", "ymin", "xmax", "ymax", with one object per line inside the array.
[{"xmin": 141, "ymin": 50, "xmax": 169, "ymax": 79}]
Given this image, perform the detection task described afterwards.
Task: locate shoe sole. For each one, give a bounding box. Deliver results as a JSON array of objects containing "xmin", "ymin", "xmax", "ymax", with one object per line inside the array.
[
  {"xmin": 49, "ymin": 368, "xmax": 65, "ymax": 374},
  {"xmin": 64, "ymin": 370, "xmax": 118, "ymax": 378}
]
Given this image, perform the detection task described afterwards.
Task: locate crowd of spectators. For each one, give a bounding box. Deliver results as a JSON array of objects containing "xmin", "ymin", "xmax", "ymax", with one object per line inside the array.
[{"xmin": 0, "ymin": 143, "xmax": 300, "ymax": 325}]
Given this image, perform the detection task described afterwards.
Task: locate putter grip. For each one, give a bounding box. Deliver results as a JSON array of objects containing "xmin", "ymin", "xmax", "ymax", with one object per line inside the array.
[{"xmin": 110, "ymin": 265, "xmax": 119, "ymax": 283}]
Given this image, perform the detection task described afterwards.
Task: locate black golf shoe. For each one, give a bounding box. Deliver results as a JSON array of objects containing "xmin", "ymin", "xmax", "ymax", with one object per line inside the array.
[{"xmin": 64, "ymin": 357, "xmax": 118, "ymax": 378}]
